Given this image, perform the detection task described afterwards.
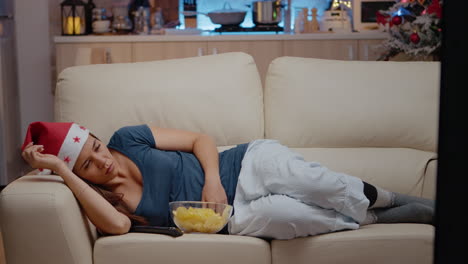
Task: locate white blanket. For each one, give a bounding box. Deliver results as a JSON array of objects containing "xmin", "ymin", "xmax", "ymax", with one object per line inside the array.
[{"xmin": 228, "ymin": 139, "xmax": 369, "ymax": 240}]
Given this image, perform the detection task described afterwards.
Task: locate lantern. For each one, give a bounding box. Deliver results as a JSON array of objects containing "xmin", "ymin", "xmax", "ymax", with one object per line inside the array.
[{"xmin": 61, "ymin": 0, "xmax": 86, "ymax": 35}]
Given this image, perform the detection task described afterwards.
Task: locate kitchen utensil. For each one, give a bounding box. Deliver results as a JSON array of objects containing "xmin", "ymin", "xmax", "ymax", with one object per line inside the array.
[
  {"xmin": 133, "ymin": 6, "xmax": 150, "ymax": 34},
  {"xmin": 169, "ymin": 201, "xmax": 233, "ymax": 234},
  {"xmin": 182, "ymin": 2, "xmax": 247, "ymax": 26},
  {"xmin": 112, "ymin": 15, "xmax": 132, "ymax": 33},
  {"xmin": 247, "ymin": 0, "xmax": 285, "ymax": 25}
]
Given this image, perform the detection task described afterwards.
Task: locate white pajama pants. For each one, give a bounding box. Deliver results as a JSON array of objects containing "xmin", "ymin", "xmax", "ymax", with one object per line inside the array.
[{"xmin": 228, "ymin": 140, "xmax": 370, "ymax": 240}]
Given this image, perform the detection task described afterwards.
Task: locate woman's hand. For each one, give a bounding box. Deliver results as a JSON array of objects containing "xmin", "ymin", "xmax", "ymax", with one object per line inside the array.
[
  {"xmin": 21, "ymin": 142, "xmax": 66, "ymax": 173},
  {"xmin": 202, "ymin": 175, "xmax": 228, "ymax": 205}
]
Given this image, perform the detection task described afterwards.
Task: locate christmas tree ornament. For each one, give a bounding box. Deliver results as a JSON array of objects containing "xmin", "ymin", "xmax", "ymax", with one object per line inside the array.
[
  {"xmin": 378, "ymin": 0, "xmax": 442, "ymax": 60},
  {"xmin": 410, "ymin": 32, "xmax": 420, "ymax": 44},
  {"xmin": 427, "ymin": 0, "xmax": 442, "ymax": 18},
  {"xmin": 376, "ymin": 11, "xmax": 389, "ymax": 26},
  {"xmin": 392, "ymin": 15, "xmax": 402, "ymax": 25}
]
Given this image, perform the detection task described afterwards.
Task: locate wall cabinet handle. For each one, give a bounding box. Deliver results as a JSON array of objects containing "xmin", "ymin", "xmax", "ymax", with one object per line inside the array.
[
  {"xmin": 347, "ymin": 45, "xmax": 354, "ymax": 60},
  {"xmin": 105, "ymin": 48, "xmax": 112, "ymax": 63},
  {"xmin": 363, "ymin": 44, "xmax": 369, "ymax": 61}
]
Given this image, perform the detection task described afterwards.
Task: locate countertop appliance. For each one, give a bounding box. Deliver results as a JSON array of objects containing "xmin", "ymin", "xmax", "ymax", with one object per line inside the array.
[{"xmin": 0, "ymin": 0, "xmax": 22, "ymax": 186}]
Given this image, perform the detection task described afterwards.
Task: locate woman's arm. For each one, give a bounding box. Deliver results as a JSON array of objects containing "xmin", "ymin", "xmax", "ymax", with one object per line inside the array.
[
  {"xmin": 56, "ymin": 165, "xmax": 132, "ymax": 235},
  {"xmin": 22, "ymin": 143, "xmax": 131, "ymax": 235},
  {"xmin": 149, "ymin": 126, "xmax": 227, "ymax": 204}
]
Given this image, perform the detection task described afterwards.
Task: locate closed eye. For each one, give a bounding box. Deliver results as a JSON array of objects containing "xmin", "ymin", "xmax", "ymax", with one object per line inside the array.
[
  {"xmin": 81, "ymin": 139, "xmax": 100, "ymax": 170},
  {"xmin": 85, "ymin": 143, "xmax": 101, "ymax": 169}
]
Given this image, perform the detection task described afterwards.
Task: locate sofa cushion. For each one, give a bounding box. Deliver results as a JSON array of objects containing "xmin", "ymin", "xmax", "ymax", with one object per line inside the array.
[
  {"xmin": 93, "ymin": 233, "xmax": 270, "ymax": 264},
  {"xmin": 290, "ymin": 147, "xmax": 436, "ymax": 198},
  {"xmin": 265, "ymin": 57, "xmax": 440, "ymax": 152},
  {"xmin": 55, "ymin": 52, "xmax": 264, "ymax": 145},
  {"xmin": 271, "ymin": 224, "xmax": 434, "ymax": 264}
]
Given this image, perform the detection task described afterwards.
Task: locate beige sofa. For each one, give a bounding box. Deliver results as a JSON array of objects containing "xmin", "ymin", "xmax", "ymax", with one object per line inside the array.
[{"xmin": 0, "ymin": 52, "xmax": 440, "ymax": 264}]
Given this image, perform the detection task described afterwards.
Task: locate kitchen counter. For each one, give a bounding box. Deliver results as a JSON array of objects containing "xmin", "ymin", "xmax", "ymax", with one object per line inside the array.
[{"xmin": 54, "ymin": 31, "xmax": 388, "ymax": 43}]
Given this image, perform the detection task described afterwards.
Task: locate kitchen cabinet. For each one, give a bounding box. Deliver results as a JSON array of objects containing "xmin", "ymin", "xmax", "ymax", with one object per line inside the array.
[
  {"xmin": 133, "ymin": 40, "xmax": 283, "ymax": 85},
  {"xmin": 54, "ymin": 34, "xmax": 387, "ymax": 83},
  {"xmin": 133, "ymin": 41, "xmax": 206, "ymax": 62},
  {"xmin": 358, "ymin": 39, "xmax": 386, "ymax": 61},
  {"xmin": 55, "ymin": 43, "xmax": 132, "ymax": 76},
  {"xmin": 207, "ymin": 40, "xmax": 283, "ymax": 85},
  {"xmin": 283, "ymin": 40, "xmax": 358, "ymax": 61}
]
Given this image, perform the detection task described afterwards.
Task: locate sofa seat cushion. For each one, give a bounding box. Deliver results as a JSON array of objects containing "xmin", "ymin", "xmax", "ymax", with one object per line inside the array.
[
  {"xmin": 271, "ymin": 224, "xmax": 434, "ymax": 264},
  {"xmin": 93, "ymin": 233, "xmax": 270, "ymax": 264},
  {"xmin": 290, "ymin": 147, "xmax": 436, "ymax": 197}
]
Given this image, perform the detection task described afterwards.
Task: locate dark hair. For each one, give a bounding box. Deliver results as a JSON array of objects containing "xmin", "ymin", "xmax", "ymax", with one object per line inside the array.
[
  {"xmin": 84, "ymin": 132, "xmax": 149, "ymax": 226},
  {"xmin": 86, "ymin": 181, "xmax": 149, "ymax": 226}
]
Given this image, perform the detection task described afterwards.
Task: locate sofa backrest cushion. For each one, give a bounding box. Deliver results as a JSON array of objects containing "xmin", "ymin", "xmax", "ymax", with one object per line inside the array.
[
  {"xmin": 55, "ymin": 52, "xmax": 264, "ymax": 145},
  {"xmin": 264, "ymin": 57, "xmax": 440, "ymax": 152}
]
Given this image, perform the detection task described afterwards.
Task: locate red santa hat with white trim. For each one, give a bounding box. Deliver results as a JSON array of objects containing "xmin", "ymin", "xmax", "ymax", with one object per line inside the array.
[{"xmin": 21, "ymin": 122, "xmax": 90, "ymax": 174}]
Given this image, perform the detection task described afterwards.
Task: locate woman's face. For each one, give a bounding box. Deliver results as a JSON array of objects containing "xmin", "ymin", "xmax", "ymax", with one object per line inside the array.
[{"xmin": 73, "ymin": 135, "xmax": 119, "ymax": 185}]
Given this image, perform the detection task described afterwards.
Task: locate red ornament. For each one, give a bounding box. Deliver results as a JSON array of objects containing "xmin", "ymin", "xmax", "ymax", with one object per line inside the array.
[
  {"xmin": 376, "ymin": 11, "xmax": 390, "ymax": 25},
  {"xmin": 410, "ymin": 32, "xmax": 420, "ymax": 44},
  {"xmin": 427, "ymin": 0, "xmax": 442, "ymax": 18},
  {"xmin": 392, "ymin": 16, "xmax": 402, "ymax": 25}
]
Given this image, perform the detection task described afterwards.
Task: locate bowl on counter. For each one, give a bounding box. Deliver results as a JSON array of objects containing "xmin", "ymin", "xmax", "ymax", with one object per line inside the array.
[
  {"xmin": 169, "ymin": 201, "xmax": 233, "ymax": 234},
  {"xmin": 92, "ymin": 20, "xmax": 111, "ymax": 33}
]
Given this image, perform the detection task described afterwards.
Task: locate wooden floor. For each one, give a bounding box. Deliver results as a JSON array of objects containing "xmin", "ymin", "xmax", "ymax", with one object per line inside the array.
[{"xmin": 0, "ymin": 230, "xmax": 5, "ymax": 264}]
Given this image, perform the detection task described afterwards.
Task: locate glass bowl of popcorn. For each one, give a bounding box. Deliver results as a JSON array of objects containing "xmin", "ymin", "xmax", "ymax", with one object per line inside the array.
[{"xmin": 169, "ymin": 201, "xmax": 233, "ymax": 234}]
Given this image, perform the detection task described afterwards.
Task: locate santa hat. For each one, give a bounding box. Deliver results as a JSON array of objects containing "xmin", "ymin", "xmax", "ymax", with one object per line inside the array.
[{"xmin": 22, "ymin": 122, "xmax": 90, "ymax": 174}]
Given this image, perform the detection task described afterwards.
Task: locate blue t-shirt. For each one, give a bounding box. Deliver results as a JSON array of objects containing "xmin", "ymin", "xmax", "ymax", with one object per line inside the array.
[{"xmin": 107, "ymin": 125, "xmax": 248, "ymax": 227}]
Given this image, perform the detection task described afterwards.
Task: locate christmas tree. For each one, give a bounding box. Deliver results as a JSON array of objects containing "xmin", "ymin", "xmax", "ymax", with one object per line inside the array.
[{"xmin": 377, "ymin": 0, "xmax": 442, "ymax": 60}]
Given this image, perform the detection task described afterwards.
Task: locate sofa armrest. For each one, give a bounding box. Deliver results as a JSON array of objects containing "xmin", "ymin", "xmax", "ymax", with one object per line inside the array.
[
  {"xmin": 0, "ymin": 175, "xmax": 96, "ymax": 264},
  {"xmin": 422, "ymin": 159, "xmax": 437, "ymax": 200}
]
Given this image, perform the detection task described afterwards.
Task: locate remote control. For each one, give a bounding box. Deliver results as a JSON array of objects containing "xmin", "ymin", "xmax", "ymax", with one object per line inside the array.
[{"xmin": 129, "ymin": 226, "xmax": 183, "ymax": 237}]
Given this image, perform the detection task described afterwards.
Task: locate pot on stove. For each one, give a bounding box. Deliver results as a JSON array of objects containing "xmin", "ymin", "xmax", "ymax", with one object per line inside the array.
[
  {"xmin": 247, "ymin": 0, "xmax": 285, "ymax": 25},
  {"xmin": 182, "ymin": 2, "xmax": 247, "ymax": 26}
]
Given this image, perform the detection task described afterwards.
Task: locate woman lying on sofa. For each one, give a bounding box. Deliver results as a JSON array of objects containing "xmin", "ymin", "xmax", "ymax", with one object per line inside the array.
[{"xmin": 20, "ymin": 121, "xmax": 435, "ymax": 240}]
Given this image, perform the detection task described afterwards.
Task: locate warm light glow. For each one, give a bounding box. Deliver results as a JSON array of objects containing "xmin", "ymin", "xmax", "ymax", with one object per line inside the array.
[
  {"xmin": 332, "ymin": 0, "xmax": 352, "ymax": 9},
  {"xmin": 66, "ymin": 16, "xmax": 81, "ymax": 34}
]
